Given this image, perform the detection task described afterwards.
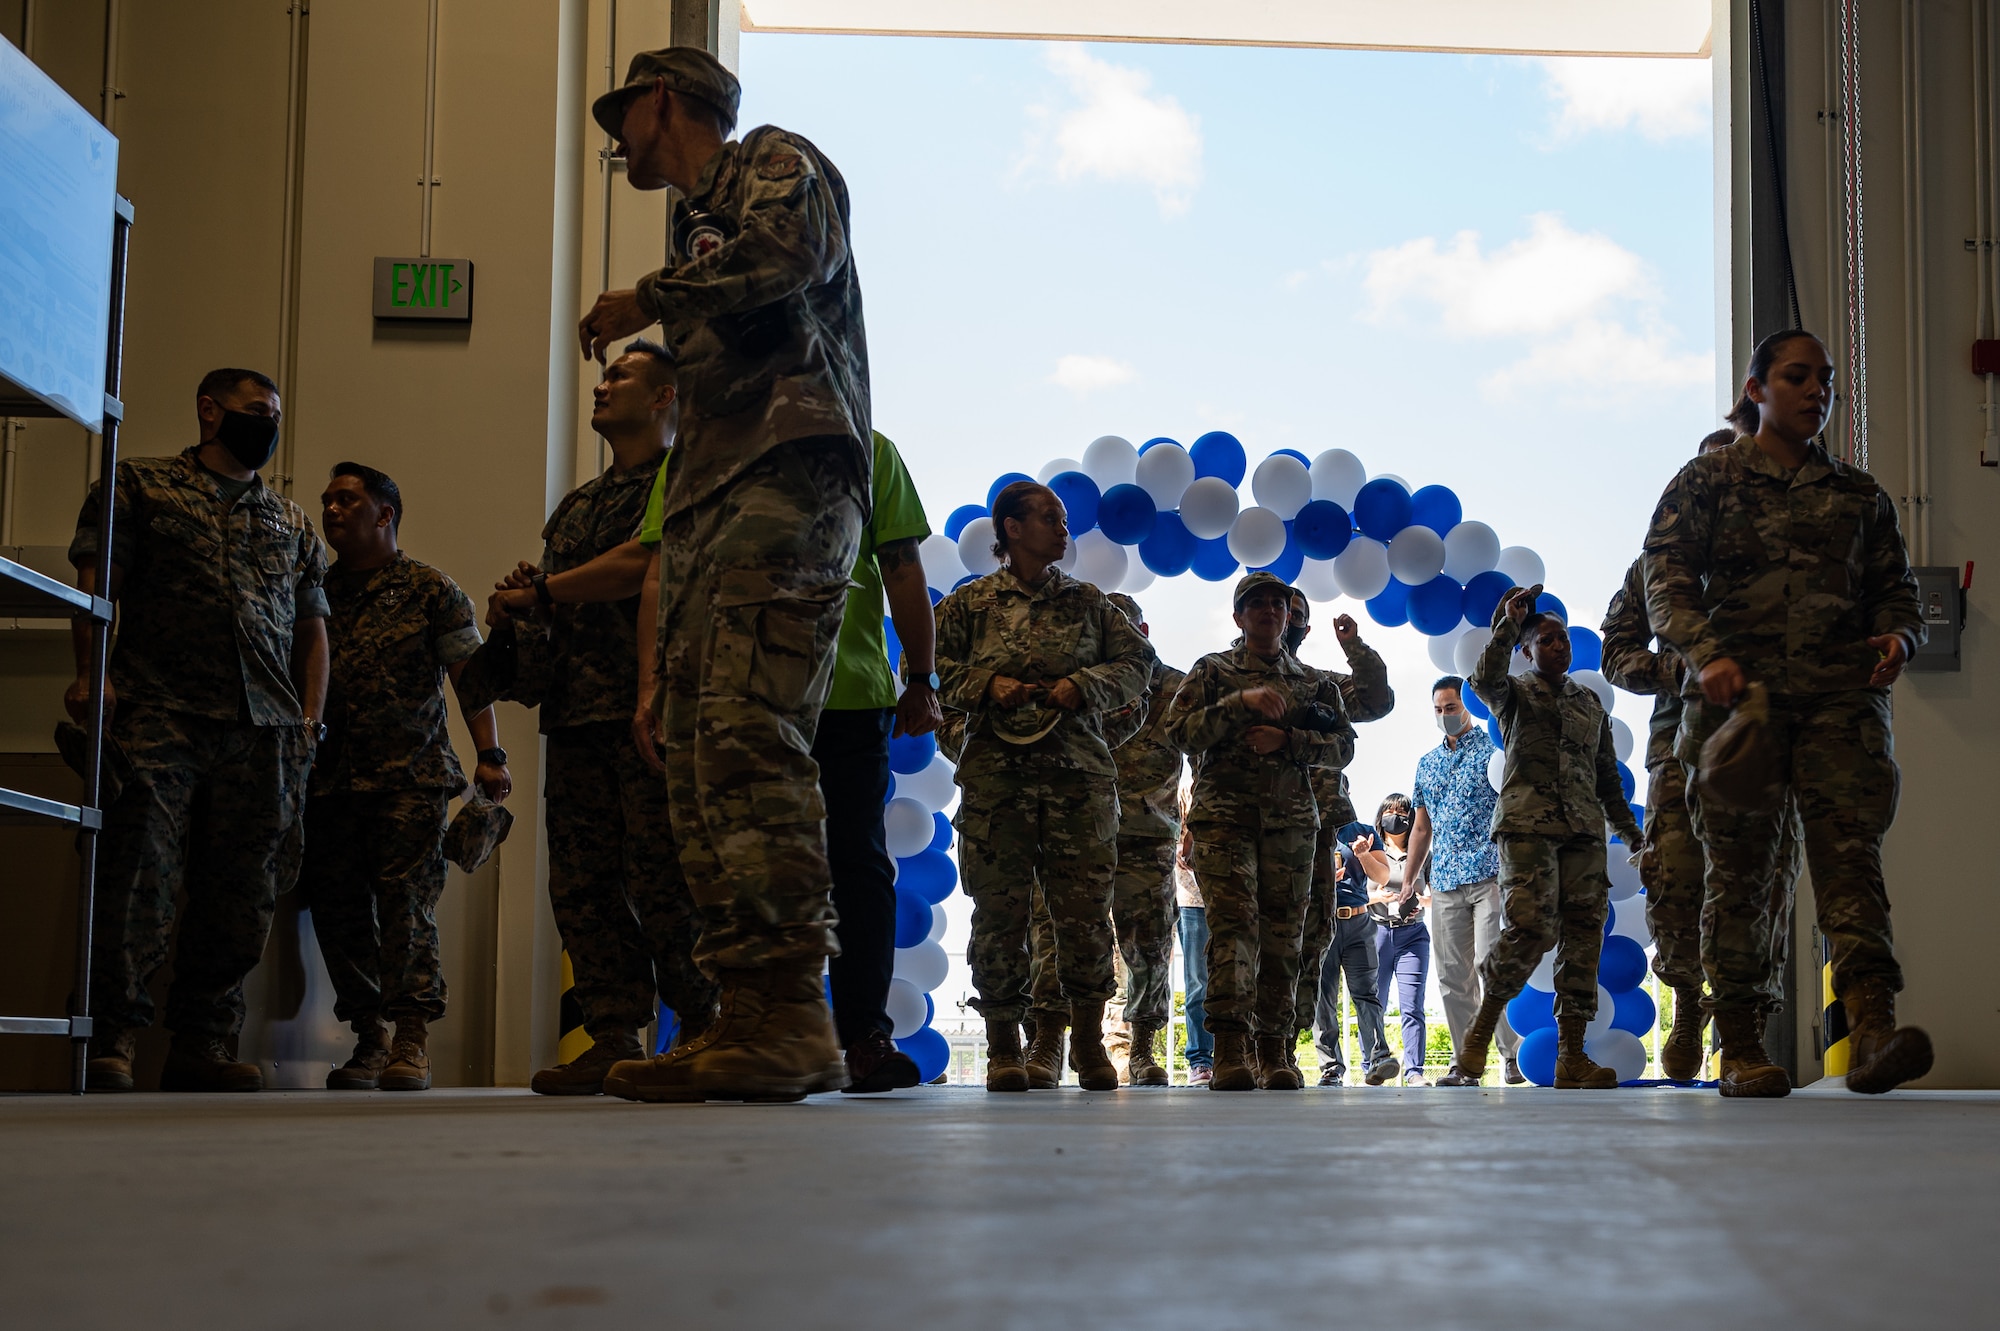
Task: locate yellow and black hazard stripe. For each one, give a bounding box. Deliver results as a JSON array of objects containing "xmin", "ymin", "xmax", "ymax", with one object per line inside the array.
[
  {"xmin": 1821, "ymin": 935, "xmax": 1850, "ymax": 1076},
  {"xmin": 557, "ymin": 951, "xmax": 592, "ymax": 1064}
]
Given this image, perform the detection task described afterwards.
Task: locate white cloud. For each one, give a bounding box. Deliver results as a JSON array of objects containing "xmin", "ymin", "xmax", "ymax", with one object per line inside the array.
[
  {"xmin": 1050, "ymin": 353, "xmax": 1137, "ymax": 393},
  {"xmin": 1483, "ymin": 319, "xmax": 1713, "ymax": 399},
  {"xmin": 1022, "ymin": 45, "xmax": 1203, "ymax": 215},
  {"xmin": 1540, "ymin": 57, "xmax": 1711, "ymax": 142}
]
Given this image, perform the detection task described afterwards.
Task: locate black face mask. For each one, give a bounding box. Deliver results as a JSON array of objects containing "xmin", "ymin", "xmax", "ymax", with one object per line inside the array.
[
  {"xmin": 215, "ymin": 409, "xmax": 280, "ymax": 471},
  {"xmin": 1380, "ymin": 813, "xmax": 1411, "ymax": 836},
  {"xmin": 1283, "ymin": 624, "xmax": 1308, "ymax": 655}
]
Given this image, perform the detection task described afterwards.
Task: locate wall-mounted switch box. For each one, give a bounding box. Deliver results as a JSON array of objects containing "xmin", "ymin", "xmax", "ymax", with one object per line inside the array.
[{"xmin": 1909, "ymin": 565, "xmax": 1966, "ymax": 673}]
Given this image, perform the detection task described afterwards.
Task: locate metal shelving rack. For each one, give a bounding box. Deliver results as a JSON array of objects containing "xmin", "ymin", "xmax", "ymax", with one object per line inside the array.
[{"xmin": 0, "ymin": 195, "xmax": 133, "ymax": 1094}]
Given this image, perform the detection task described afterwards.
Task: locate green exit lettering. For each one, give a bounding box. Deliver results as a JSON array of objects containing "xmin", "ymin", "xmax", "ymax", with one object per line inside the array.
[{"xmin": 389, "ymin": 263, "xmax": 462, "ymax": 308}]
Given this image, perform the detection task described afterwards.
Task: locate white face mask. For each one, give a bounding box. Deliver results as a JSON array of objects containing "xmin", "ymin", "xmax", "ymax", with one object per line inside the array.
[{"xmin": 1436, "ymin": 709, "xmax": 1470, "ymax": 736}]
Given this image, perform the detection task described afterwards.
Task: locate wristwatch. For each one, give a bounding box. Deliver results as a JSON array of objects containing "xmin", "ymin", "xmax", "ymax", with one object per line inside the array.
[
  {"xmin": 529, "ymin": 570, "xmax": 554, "ymax": 608},
  {"xmin": 303, "ymin": 715, "xmax": 327, "ymax": 743},
  {"xmin": 910, "ymin": 670, "xmax": 941, "ymax": 690},
  {"xmin": 477, "ymin": 747, "xmax": 508, "ymax": 767}
]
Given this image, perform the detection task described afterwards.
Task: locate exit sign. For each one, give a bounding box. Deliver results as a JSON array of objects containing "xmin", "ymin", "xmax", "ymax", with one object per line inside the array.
[{"xmin": 373, "ymin": 257, "xmax": 473, "ymax": 321}]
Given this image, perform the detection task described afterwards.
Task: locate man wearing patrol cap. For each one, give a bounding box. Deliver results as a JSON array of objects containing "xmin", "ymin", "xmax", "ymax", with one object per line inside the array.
[
  {"xmin": 1163, "ymin": 572, "xmax": 1356, "ymax": 1091},
  {"xmin": 578, "ymin": 47, "xmax": 875, "ymax": 1104}
]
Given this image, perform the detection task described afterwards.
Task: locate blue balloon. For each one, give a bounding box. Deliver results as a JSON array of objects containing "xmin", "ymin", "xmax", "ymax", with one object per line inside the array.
[
  {"xmin": 1486, "ymin": 714, "xmax": 1505, "ymax": 750},
  {"xmin": 927, "ymin": 811, "xmax": 953, "ymax": 853},
  {"xmin": 1568, "ymin": 626, "xmax": 1603, "ymax": 672},
  {"xmin": 1536, "ymin": 591, "xmax": 1568, "ymax": 624},
  {"xmin": 986, "ymin": 472, "xmax": 1033, "ymax": 510},
  {"xmin": 883, "ymin": 615, "xmax": 902, "ymax": 668},
  {"xmin": 1189, "ymin": 431, "xmax": 1247, "ymax": 486},
  {"xmin": 1408, "ymin": 575, "xmax": 1465, "ymax": 636},
  {"xmin": 1190, "ymin": 535, "xmax": 1240, "ymax": 582},
  {"xmin": 1046, "ymin": 471, "xmax": 1101, "ymax": 533},
  {"xmin": 1463, "ymin": 688, "xmax": 1491, "ymax": 721},
  {"xmin": 1462, "ymin": 570, "xmax": 1513, "ymax": 628},
  {"xmin": 898, "ymin": 848, "xmax": 958, "ymax": 905},
  {"xmin": 1598, "ymin": 934, "xmax": 1649, "ymax": 993},
  {"xmin": 928, "ymin": 587, "xmax": 942, "ymax": 606},
  {"xmin": 1629, "ymin": 801, "xmax": 1645, "ymax": 832},
  {"xmin": 1366, "ymin": 579, "xmax": 1411, "ymax": 628},
  {"xmin": 1410, "ymin": 485, "xmax": 1463, "ymax": 537},
  {"xmin": 943, "ymin": 504, "xmax": 988, "ymax": 541},
  {"xmin": 1097, "ymin": 483, "xmax": 1159, "ymax": 545},
  {"xmin": 952, "ymin": 574, "xmax": 980, "ymax": 591},
  {"xmin": 1517, "ymin": 1026, "xmax": 1559, "ymax": 1087},
  {"xmin": 1611, "ymin": 985, "xmax": 1657, "ymax": 1037},
  {"xmin": 1139, "ymin": 436, "xmax": 1179, "ymax": 454},
  {"xmin": 1292, "ymin": 500, "xmax": 1353, "ymax": 560},
  {"xmin": 1616, "ymin": 762, "xmax": 1636, "ymax": 802},
  {"xmin": 893, "ymin": 889, "xmax": 934, "ymax": 949},
  {"xmin": 896, "ymin": 1025, "xmax": 951, "ymax": 1083},
  {"xmin": 1273, "ymin": 448, "xmax": 1312, "ymax": 466},
  {"xmin": 1352, "ymin": 478, "xmax": 1414, "ymax": 541},
  {"xmin": 1507, "ymin": 985, "xmax": 1556, "ymax": 1036},
  {"xmin": 1139, "ymin": 511, "xmax": 1198, "ymax": 576},
  {"xmin": 888, "ymin": 731, "xmax": 936, "ymax": 775},
  {"xmin": 1255, "ymin": 532, "xmax": 1304, "ymax": 583}
]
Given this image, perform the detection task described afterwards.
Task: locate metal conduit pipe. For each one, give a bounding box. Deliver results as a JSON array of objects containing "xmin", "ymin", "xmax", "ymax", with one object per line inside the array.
[
  {"xmin": 1902, "ymin": 0, "xmax": 1930, "ymax": 564},
  {"xmin": 274, "ymin": 1, "xmax": 310, "ymax": 497},
  {"xmin": 420, "ymin": 0, "xmax": 441, "ymax": 259},
  {"xmin": 598, "ymin": 0, "xmax": 618, "ymax": 477},
  {"xmin": 1989, "ymin": 0, "xmax": 2000, "ymax": 465},
  {"xmin": 1, "ymin": 418, "xmax": 20, "ymax": 547}
]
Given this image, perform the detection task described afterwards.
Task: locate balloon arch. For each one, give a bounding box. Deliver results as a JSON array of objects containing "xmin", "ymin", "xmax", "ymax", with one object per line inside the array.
[{"xmin": 875, "ymin": 432, "xmax": 1661, "ymax": 1087}]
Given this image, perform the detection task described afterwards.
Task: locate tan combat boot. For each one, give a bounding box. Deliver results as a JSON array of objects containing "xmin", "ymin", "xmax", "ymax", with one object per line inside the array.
[
  {"xmin": 603, "ymin": 963, "xmax": 848, "ymax": 1103},
  {"xmin": 1209, "ymin": 1031, "xmax": 1257, "ymax": 1091},
  {"xmin": 160, "ymin": 1036, "xmax": 263, "ymax": 1092},
  {"xmin": 328, "ymin": 1022, "xmax": 394, "ymax": 1090},
  {"xmin": 1255, "ymin": 1035, "xmax": 1303, "ymax": 1090},
  {"xmin": 1025, "ymin": 1010, "xmax": 1066, "ymax": 1089},
  {"xmin": 379, "ymin": 1017, "xmax": 432, "ymax": 1091},
  {"xmin": 1713, "ymin": 1008, "xmax": 1790, "ymax": 1098},
  {"xmin": 1068, "ymin": 1001, "xmax": 1120, "ymax": 1091},
  {"xmin": 1841, "ymin": 977, "xmax": 1934, "ymax": 1095},
  {"xmin": 1454, "ymin": 993, "xmax": 1508, "ymax": 1082},
  {"xmin": 1104, "ymin": 1019, "xmax": 1132, "ymax": 1085},
  {"xmin": 1659, "ymin": 986, "xmax": 1708, "ymax": 1082},
  {"xmin": 1552, "ymin": 1015, "xmax": 1618, "ymax": 1089},
  {"xmin": 85, "ymin": 1029, "xmax": 136, "ymax": 1092},
  {"xmin": 984, "ymin": 1020, "xmax": 1029, "ymax": 1092},
  {"xmin": 530, "ymin": 1030, "xmax": 644, "ymax": 1096},
  {"xmin": 1126, "ymin": 1021, "xmax": 1168, "ymax": 1086}
]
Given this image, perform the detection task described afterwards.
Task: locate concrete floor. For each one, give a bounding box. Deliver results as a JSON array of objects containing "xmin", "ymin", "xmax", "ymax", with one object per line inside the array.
[{"xmin": 2, "ymin": 1084, "xmax": 1995, "ymax": 1331}]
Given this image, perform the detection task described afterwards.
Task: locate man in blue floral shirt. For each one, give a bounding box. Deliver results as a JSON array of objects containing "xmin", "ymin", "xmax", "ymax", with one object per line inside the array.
[{"xmin": 1406, "ymin": 674, "xmax": 1522, "ymax": 1086}]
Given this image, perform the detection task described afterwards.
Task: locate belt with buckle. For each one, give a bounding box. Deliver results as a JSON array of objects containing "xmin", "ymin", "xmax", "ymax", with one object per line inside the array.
[{"xmin": 1334, "ymin": 906, "xmax": 1367, "ymax": 919}]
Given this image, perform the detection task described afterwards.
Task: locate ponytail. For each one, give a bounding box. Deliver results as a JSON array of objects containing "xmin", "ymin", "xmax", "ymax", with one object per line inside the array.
[{"xmin": 1728, "ymin": 327, "xmax": 1822, "ymax": 435}]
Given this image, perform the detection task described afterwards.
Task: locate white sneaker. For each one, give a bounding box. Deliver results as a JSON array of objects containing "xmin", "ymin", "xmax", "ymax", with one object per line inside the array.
[{"xmin": 1402, "ymin": 1067, "xmax": 1429, "ymax": 1086}]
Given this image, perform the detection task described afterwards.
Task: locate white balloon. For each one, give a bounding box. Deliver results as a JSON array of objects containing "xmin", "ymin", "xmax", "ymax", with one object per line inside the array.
[
  {"xmin": 1585, "ymin": 1029, "xmax": 1649, "ymax": 1083},
  {"xmin": 1570, "ymin": 668, "xmax": 1615, "ymax": 711},
  {"xmin": 893, "ymin": 939, "xmax": 950, "ymax": 992},
  {"xmin": 1295, "ymin": 556, "xmax": 1343, "ymax": 603},
  {"xmin": 1081, "ymin": 435, "xmax": 1138, "ymax": 489},
  {"xmin": 1527, "ymin": 950, "xmax": 1557, "ymax": 991},
  {"xmin": 1609, "ymin": 716, "xmax": 1635, "ymax": 764},
  {"xmin": 1178, "ymin": 476, "xmax": 1241, "ymax": 540},
  {"xmin": 1453, "ymin": 626, "xmax": 1492, "ymax": 676},
  {"xmin": 894, "ymin": 754, "xmax": 958, "ymax": 813},
  {"xmin": 1056, "ymin": 537, "xmax": 1079, "ymax": 573},
  {"xmin": 1332, "ymin": 537, "xmax": 1390, "ymax": 600},
  {"xmin": 1494, "ymin": 546, "xmax": 1546, "ymax": 589},
  {"xmin": 1071, "ymin": 529, "xmax": 1129, "ymax": 589},
  {"xmin": 1135, "ymin": 442, "xmax": 1196, "ymax": 510},
  {"xmin": 1119, "ymin": 561, "xmax": 1156, "ymax": 595},
  {"xmin": 884, "ymin": 797, "xmax": 934, "ymax": 859},
  {"xmin": 1427, "ymin": 626, "xmax": 1466, "ymax": 674},
  {"xmin": 1226, "ymin": 507, "xmax": 1287, "ymax": 567},
  {"xmin": 1440, "ymin": 521, "xmax": 1502, "ymax": 582},
  {"xmin": 1486, "ymin": 748, "xmax": 1507, "ymax": 794},
  {"xmin": 1610, "ymin": 897, "xmax": 1653, "ymax": 947},
  {"xmin": 1376, "ymin": 472, "xmax": 1410, "ymax": 490},
  {"xmin": 957, "ymin": 518, "xmax": 1000, "ymax": 577},
  {"xmin": 1584, "ymin": 985, "xmax": 1618, "ymax": 1042},
  {"xmin": 1386, "ymin": 525, "xmax": 1447, "ymax": 585},
  {"xmin": 885, "ymin": 977, "xmax": 930, "ymax": 1039},
  {"xmin": 918, "ymin": 532, "xmax": 966, "ymax": 593},
  {"xmin": 1607, "ymin": 846, "xmax": 1642, "ymax": 901},
  {"xmin": 1250, "ymin": 454, "xmax": 1313, "ymax": 519},
  {"xmin": 925, "ymin": 899, "xmax": 950, "ymax": 943},
  {"xmin": 1036, "ymin": 457, "xmax": 1083, "ymax": 485},
  {"xmin": 1309, "ymin": 449, "xmax": 1368, "ymax": 508},
  {"xmin": 1508, "ymin": 648, "xmax": 1533, "ymax": 677}
]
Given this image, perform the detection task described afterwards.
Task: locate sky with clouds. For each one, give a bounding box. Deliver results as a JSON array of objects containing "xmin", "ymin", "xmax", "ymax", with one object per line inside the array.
[{"xmin": 734, "ymin": 34, "xmax": 1716, "ymax": 1028}]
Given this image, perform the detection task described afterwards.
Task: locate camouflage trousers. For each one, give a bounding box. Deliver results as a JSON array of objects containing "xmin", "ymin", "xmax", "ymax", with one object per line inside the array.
[
  {"xmin": 1190, "ymin": 818, "xmax": 1316, "ymax": 1036},
  {"xmin": 301, "ymin": 789, "xmax": 450, "ymax": 1026},
  {"xmin": 92, "ymin": 705, "xmax": 311, "ymax": 1041},
  {"xmin": 1028, "ymin": 837, "xmax": 1175, "ymax": 1027},
  {"xmin": 958, "ymin": 766, "xmax": 1118, "ymax": 1022},
  {"xmin": 1294, "ymin": 820, "xmax": 1341, "ymax": 1032},
  {"xmin": 545, "ymin": 721, "xmax": 714, "ymax": 1035},
  {"xmin": 654, "ymin": 438, "xmax": 864, "ymax": 972},
  {"xmin": 1640, "ymin": 760, "xmax": 1704, "ymax": 989},
  {"xmin": 1481, "ymin": 833, "xmax": 1611, "ymax": 1020},
  {"xmin": 1681, "ymin": 688, "xmax": 1901, "ymax": 1014}
]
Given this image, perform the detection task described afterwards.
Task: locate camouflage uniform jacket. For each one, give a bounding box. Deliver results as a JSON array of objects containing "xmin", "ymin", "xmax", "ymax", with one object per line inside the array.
[
  {"xmin": 314, "ymin": 553, "xmax": 482, "ymax": 795},
  {"xmin": 1641, "ymin": 436, "xmax": 1924, "ymax": 693},
  {"xmin": 934, "ymin": 567, "xmax": 1151, "ymax": 782},
  {"xmin": 1471, "ymin": 615, "xmax": 1642, "ymax": 845},
  {"xmin": 637, "ymin": 127, "xmax": 871, "ymax": 524},
  {"xmin": 1165, "ymin": 645, "xmax": 1355, "ymax": 830},
  {"xmin": 70, "ymin": 448, "xmax": 328, "ymax": 724},
  {"xmin": 1600, "ymin": 557, "xmax": 1686, "ymax": 772},
  {"xmin": 535, "ymin": 457, "xmax": 660, "ymax": 733},
  {"xmin": 1307, "ymin": 635, "xmax": 1394, "ymax": 830},
  {"xmin": 1103, "ymin": 659, "xmax": 1188, "ymax": 840}
]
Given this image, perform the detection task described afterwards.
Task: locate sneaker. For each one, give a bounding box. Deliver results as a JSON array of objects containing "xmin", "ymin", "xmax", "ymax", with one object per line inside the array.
[
  {"xmin": 1401, "ymin": 1067, "xmax": 1431, "ymax": 1087},
  {"xmin": 1317, "ymin": 1068, "xmax": 1344, "ymax": 1087},
  {"xmin": 1434, "ymin": 1068, "xmax": 1479, "ymax": 1087},
  {"xmin": 1188, "ymin": 1063, "xmax": 1213, "ymax": 1086},
  {"xmin": 1364, "ymin": 1060, "xmax": 1397, "ymax": 1086},
  {"xmin": 1503, "ymin": 1055, "xmax": 1526, "ymax": 1085},
  {"xmin": 841, "ymin": 1029, "xmax": 922, "ymax": 1094}
]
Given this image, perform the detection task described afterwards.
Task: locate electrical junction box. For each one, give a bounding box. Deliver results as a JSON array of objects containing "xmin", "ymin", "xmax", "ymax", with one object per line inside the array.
[{"xmin": 1908, "ymin": 566, "xmax": 1965, "ymax": 672}]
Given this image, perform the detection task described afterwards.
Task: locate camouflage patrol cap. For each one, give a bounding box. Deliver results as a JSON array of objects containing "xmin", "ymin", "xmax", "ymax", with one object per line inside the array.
[
  {"xmin": 592, "ymin": 47, "xmax": 742, "ymax": 138},
  {"xmin": 444, "ymin": 794, "xmax": 515, "ymax": 874},
  {"xmin": 1698, "ymin": 681, "xmax": 1783, "ymax": 812},
  {"xmin": 1232, "ymin": 570, "xmax": 1293, "ymax": 611},
  {"xmin": 1106, "ymin": 592, "xmax": 1145, "ymax": 627}
]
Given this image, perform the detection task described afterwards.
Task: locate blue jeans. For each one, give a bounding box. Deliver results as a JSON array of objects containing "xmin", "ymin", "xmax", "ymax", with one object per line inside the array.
[
  {"xmin": 1376, "ymin": 921, "xmax": 1432, "ymax": 1073},
  {"xmin": 1314, "ymin": 913, "xmax": 1391, "ymax": 1078},
  {"xmin": 1177, "ymin": 906, "xmax": 1213, "ymax": 1067}
]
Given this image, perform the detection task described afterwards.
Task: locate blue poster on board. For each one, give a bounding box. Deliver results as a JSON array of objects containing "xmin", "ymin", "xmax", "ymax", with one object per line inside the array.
[{"xmin": 0, "ymin": 38, "xmax": 119, "ymax": 432}]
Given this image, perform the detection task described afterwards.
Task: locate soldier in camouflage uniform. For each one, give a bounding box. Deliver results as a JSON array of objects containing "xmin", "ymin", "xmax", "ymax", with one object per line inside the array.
[
  {"xmin": 304, "ymin": 463, "xmax": 511, "ymax": 1092},
  {"xmin": 1643, "ymin": 330, "xmax": 1931, "ymax": 1097},
  {"xmin": 577, "ymin": 49, "xmax": 873, "ymax": 1103},
  {"xmin": 1164, "ymin": 572, "xmax": 1355, "ymax": 1092},
  {"xmin": 1459, "ymin": 586, "xmax": 1644, "ymax": 1089},
  {"xmin": 71, "ymin": 369, "xmax": 327, "ymax": 1093},
  {"xmin": 935, "ymin": 482, "xmax": 1151, "ymax": 1092}
]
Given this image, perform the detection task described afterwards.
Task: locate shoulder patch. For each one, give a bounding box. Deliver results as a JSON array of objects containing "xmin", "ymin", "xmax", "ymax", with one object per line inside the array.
[
  {"xmin": 1647, "ymin": 501, "xmax": 1682, "ymax": 541},
  {"xmin": 757, "ymin": 151, "xmax": 803, "ymax": 181}
]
